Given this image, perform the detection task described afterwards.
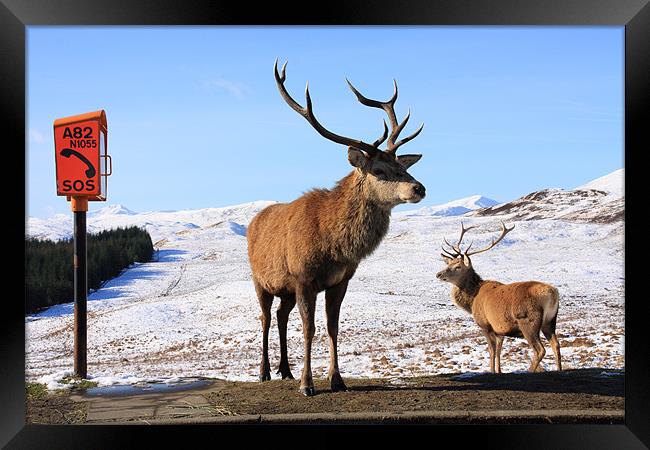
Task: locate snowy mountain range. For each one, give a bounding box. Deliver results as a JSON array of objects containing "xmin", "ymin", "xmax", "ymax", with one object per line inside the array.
[
  {"xmin": 26, "ymin": 201, "xmax": 276, "ymax": 244},
  {"xmin": 400, "ymin": 195, "xmax": 499, "ymax": 217},
  {"xmin": 26, "ymin": 169, "xmax": 623, "ymax": 242}
]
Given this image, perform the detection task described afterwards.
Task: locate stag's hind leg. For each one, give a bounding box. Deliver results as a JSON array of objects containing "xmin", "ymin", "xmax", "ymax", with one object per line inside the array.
[
  {"xmin": 542, "ymin": 318, "xmax": 562, "ymax": 371},
  {"xmin": 255, "ymin": 280, "xmax": 273, "ymax": 382},
  {"xmin": 495, "ymin": 335, "xmax": 505, "ymax": 374},
  {"xmin": 325, "ymin": 280, "xmax": 349, "ymax": 392},
  {"xmin": 481, "ymin": 329, "xmax": 497, "ymax": 373},
  {"xmin": 276, "ymin": 294, "xmax": 296, "ymax": 379},
  {"xmin": 519, "ymin": 318, "xmax": 546, "ymax": 372}
]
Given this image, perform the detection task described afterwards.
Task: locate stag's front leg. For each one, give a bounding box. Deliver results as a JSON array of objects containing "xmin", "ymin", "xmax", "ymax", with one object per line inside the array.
[
  {"xmin": 325, "ymin": 280, "xmax": 349, "ymax": 392},
  {"xmin": 296, "ymin": 284, "xmax": 317, "ymax": 396}
]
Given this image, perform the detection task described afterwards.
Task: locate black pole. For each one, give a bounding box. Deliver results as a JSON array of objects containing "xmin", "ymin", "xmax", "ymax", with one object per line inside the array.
[{"xmin": 73, "ymin": 207, "xmax": 87, "ymax": 379}]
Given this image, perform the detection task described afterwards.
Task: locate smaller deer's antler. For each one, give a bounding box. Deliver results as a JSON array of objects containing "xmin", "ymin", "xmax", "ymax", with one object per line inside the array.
[
  {"xmin": 441, "ymin": 221, "xmax": 514, "ymax": 259},
  {"xmin": 465, "ymin": 221, "xmax": 514, "ymax": 257},
  {"xmin": 441, "ymin": 221, "xmax": 478, "ymax": 258}
]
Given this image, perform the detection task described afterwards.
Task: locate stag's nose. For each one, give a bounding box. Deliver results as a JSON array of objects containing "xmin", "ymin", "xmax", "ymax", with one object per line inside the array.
[{"xmin": 414, "ymin": 183, "xmax": 426, "ymax": 198}]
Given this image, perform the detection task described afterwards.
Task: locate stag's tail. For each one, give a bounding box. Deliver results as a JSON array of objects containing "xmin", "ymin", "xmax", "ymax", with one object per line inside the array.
[{"xmin": 542, "ymin": 286, "xmax": 560, "ymax": 333}]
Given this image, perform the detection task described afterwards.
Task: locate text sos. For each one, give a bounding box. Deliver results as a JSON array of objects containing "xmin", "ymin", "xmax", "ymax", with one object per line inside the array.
[{"xmin": 61, "ymin": 179, "xmax": 96, "ymax": 192}]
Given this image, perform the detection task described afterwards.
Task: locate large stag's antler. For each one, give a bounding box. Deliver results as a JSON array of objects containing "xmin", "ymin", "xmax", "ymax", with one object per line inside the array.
[
  {"xmin": 274, "ymin": 59, "xmax": 423, "ymax": 156},
  {"xmin": 441, "ymin": 221, "xmax": 514, "ymax": 259},
  {"xmin": 274, "ymin": 60, "xmax": 381, "ymax": 156},
  {"xmin": 345, "ymin": 78, "xmax": 424, "ymax": 155}
]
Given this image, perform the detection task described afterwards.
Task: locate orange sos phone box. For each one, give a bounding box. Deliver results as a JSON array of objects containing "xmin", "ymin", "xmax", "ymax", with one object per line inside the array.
[{"xmin": 54, "ymin": 110, "xmax": 110, "ymax": 201}]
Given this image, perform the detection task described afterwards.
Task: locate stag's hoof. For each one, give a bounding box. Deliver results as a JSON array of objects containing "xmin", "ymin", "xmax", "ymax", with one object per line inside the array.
[
  {"xmin": 299, "ymin": 386, "xmax": 316, "ymax": 397},
  {"xmin": 259, "ymin": 373, "xmax": 271, "ymax": 382},
  {"xmin": 329, "ymin": 373, "xmax": 347, "ymax": 392},
  {"xmin": 276, "ymin": 367, "xmax": 295, "ymax": 380}
]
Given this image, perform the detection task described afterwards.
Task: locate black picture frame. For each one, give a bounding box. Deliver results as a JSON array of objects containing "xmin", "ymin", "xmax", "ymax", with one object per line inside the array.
[{"xmin": 5, "ymin": 0, "xmax": 648, "ymax": 447}]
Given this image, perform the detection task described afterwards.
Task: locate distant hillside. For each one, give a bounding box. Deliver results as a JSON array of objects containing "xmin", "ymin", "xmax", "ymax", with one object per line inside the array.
[
  {"xmin": 27, "ymin": 200, "xmax": 276, "ymax": 243},
  {"xmin": 400, "ymin": 195, "xmax": 499, "ymax": 217},
  {"xmin": 575, "ymin": 168, "xmax": 624, "ymax": 197},
  {"xmin": 471, "ymin": 169, "xmax": 624, "ymax": 223}
]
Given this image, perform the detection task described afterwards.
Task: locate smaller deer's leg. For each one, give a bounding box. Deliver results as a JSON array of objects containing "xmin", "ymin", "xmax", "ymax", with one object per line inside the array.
[
  {"xmin": 325, "ymin": 280, "xmax": 349, "ymax": 392},
  {"xmin": 296, "ymin": 284, "xmax": 317, "ymax": 396},
  {"xmin": 542, "ymin": 323, "xmax": 562, "ymax": 371},
  {"xmin": 255, "ymin": 282, "xmax": 273, "ymax": 382},
  {"xmin": 276, "ymin": 294, "xmax": 296, "ymax": 379},
  {"xmin": 482, "ymin": 330, "xmax": 497, "ymax": 373},
  {"xmin": 495, "ymin": 335, "xmax": 505, "ymax": 374},
  {"xmin": 520, "ymin": 320, "xmax": 546, "ymax": 372}
]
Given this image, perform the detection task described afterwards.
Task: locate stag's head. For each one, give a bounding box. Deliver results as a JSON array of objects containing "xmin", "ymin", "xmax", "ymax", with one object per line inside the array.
[
  {"xmin": 436, "ymin": 221, "xmax": 515, "ymax": 286},
  {"xmin": 274, "ymin": 60, "xmax": 426, "ymax": 206}
]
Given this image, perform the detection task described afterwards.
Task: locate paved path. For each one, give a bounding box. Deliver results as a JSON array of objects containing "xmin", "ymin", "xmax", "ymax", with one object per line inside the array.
[
  {"xmin": 69, "ymin": 378, "xmax": 624, "ymax": 425},
  {"xmin": 71, "ymin": 381, "xmax": 222, "ymax": 424}
]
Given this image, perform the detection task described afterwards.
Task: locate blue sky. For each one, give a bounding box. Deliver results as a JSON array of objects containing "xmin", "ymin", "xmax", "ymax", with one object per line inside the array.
[{"xmin": 27, "ymin": 27, "xmax": 623, "ymax": 218}]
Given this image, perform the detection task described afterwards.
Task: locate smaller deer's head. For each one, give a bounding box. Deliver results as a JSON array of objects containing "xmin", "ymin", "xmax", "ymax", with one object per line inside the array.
[
  {"xmin": 437, "ymin": 254, "xmax": 473, "ymax": 285},
  {"xmin": 436, "ymin": 221, "xmax": 515, "ymax": 286},
  {"xmin": 275, "ymin": 60, "xmax": 425, "ymax": 206}
]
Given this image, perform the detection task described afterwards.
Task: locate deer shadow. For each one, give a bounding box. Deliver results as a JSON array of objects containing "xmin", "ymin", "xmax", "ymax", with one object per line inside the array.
[{"xmin": 346, "ymin": 368, "xmax": 624, "ymax": 397}]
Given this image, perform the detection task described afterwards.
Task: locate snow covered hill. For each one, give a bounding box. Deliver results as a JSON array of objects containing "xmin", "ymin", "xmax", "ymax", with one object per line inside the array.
[
  {"xmin": 576, "ymin": 168, "xmax": 624, "ymax": 197},
  {"xmin": 401, "ymin": 195, "xmax": 499, "ymax": 217},
  {"xmin": 27, "ymin": 201, "xmax": 276, "ymax": 243},
  {"xmin": 471, "ymin": 169, "xmax": 624, "ymax": 223},
  {"xmin": 25, "ymin": 170, "xmax": 625, "ymax": 389}
]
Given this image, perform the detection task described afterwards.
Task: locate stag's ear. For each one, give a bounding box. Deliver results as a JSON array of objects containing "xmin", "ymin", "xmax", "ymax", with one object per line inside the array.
[
  {"xmin": 462, "ymin": 254, "xmax": 472, "ymax": 268},
  {"xmin": 348, "ymin": 147, "xmax": 370, "ymax": 169},
  {"xmin": 397, "ymin": 154, "xmax": 422, "ymax": 169}
]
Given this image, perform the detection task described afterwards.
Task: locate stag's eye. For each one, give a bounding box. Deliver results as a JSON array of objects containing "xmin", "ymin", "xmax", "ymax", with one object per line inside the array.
[{"xmin": 372, "ymin": 168, "xmax": 386, "ymax": 177}]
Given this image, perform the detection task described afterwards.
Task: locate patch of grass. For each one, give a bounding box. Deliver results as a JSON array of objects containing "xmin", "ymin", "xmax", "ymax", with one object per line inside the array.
[
  {"xmin": 76, "ymin": 380, "xmax": 99, "ymax": 389},
  {"xmin": 26, "ymin": 382, "xmax": 48, "ymax": 400},
  {"xmin": 59, "ymin": 376, "xmax": 99, "ymax": 390},
  {"xmin": 26, "ymin": 387, "xmax": 88, "ymax": 424}
]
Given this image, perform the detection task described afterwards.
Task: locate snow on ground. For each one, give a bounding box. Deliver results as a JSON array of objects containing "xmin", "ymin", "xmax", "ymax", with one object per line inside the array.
[{"xmin": 26, "ymin": 180, "xmax": 624, "ymax": 389}]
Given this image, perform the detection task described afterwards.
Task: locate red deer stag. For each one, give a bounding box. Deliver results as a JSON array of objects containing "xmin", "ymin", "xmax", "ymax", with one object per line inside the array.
[
  {"xmin": 436, "ymin": 222, "xmax": 562, "ymax": 373},
  {"xmin": 246, "ymin": 60, "xmax": 426, "ymax": 396}
]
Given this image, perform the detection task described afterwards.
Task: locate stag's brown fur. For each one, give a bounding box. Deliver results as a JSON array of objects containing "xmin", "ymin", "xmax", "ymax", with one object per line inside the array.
[
  {"xmin": 437, "ymin": 225, "xmax": 562, "ymax": 373},
  {"xmin": 249, "ymin": 171, "xmax": 391, "ymax": 294}
]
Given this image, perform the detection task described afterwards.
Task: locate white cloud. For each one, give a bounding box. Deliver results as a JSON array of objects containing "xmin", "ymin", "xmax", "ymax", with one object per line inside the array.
[
  {"xmin": 29, "ymin": 128, "xmax": 46, "ymax": 145},
  {"xmin": 202, "ymin": 79, "xmax": 250, "ymax": 100}
]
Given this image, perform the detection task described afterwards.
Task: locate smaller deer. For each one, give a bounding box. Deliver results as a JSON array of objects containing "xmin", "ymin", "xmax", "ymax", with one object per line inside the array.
[{"xmin": 436, "ymin": 222, "xmax": 561, "ymax": 373}]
